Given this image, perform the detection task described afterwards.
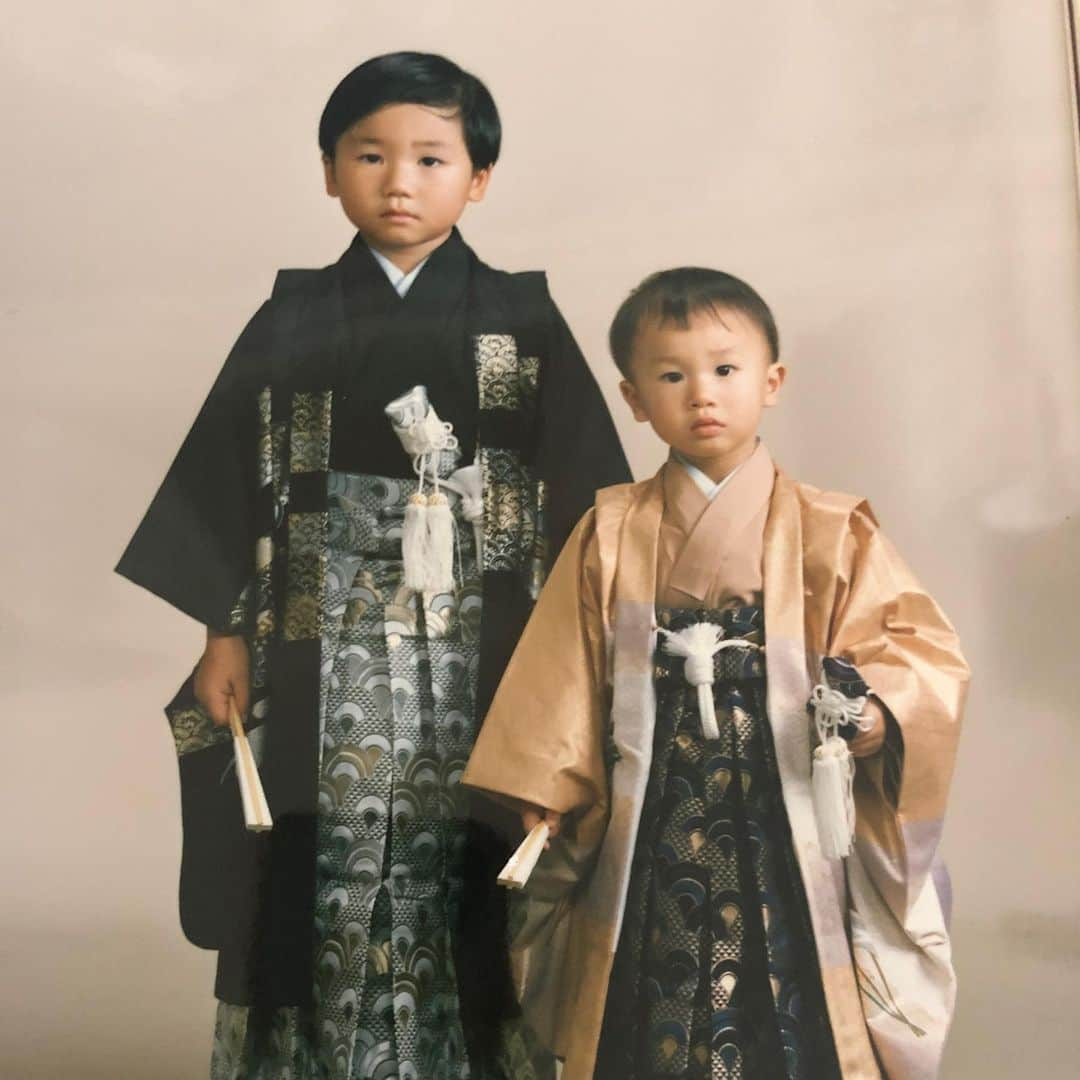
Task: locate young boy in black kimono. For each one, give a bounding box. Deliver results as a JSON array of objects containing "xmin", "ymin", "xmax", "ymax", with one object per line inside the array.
[{"xmin": 117, "ymin": 51, "xmax": 627, "ymax": 1080}]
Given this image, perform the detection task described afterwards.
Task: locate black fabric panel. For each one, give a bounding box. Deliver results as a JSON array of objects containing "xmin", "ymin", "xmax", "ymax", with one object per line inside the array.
[
  {"xmin": 475, "ymin": 406, "xmax": 535, "ymax": 453},
  {"xmin": 199, "ymin": 639, "xmax": 321, "ymax": 1007},
  {"xmin": 287, "ymin": 470, "xmax": 328, "ymax": 514},
  {"xmin": 172, "ymin": 673, "xmax": 262, "ymax": 952},
  {"xmin": 453, "ymin": 817, "xmax": 520, "ymax": 1071},
  {"xmin": 475, "ymin": 570, "xmax": 534, "ymax": 725},
  {"xmin": 469, "ymin": 261, "xmax": 630, "ymax": 557},
  {"xmin": 329, "ymin": 229, "xmax": 477, "ymax": 476},
  {"xmin": 261, "ymin": 638, "xmax": 321, "ymax": 816},
  {"xmin": 535, "ymin": 294, "xmax": 630, "ymax": 558},
  {"xmin": 247, "ymin": 637, "xmax": 321, "ymax": 1006},
  {"xmin": 114, "ymin": 303, "xmax": 275, "ymax": 629},
  {"xmin": 456, "ymin": 260, "xmax": 631, "ymax": 1054},
  {"xmin": 462, "ymin": 600, "xmax": 530, "ymax": 1046}
]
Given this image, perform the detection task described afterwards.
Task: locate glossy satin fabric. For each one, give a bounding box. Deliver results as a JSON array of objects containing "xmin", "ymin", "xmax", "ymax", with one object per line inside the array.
[{"xmin": 463, "ymin": 459, "xmax": 968, "ymax": 1079}]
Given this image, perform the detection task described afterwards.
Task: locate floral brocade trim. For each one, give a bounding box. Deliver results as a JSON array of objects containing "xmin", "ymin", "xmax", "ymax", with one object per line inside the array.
[
  {"xmin": 475, "ymin": 334, "xmax": 540, "ymax": 412},
  {"xmin": 283, "ymin": 512, "xmax": 328, "ymax": 640},
  {"xmin": 257, "ymin": 387, "xmax": 289, "ymax": 504},
  {"xmin": 257, "ymin": 387, "xmax": 273, "ymax": 489},
  {"xmin": 171, "ymin": 704, "xmax": 230, "ymax": 757},
  {"xmin": 289, "ymin": 390, "xmax": 332, "ymax": 473},
  {"xmin": 479, "ymin": 447, "xmax": 541, "ymax": 574},
  {"xmin": 222, "ymin": 582, "xmax": 251, "ymax": 635},
  {"xmin": 253, "ymin": 538, "xmax": 274, "ymax": 643}
]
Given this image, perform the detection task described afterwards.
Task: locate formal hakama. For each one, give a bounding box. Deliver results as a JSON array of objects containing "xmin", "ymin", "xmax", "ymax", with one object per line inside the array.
[
  {"xmin": 594, "ymin": 605, "xmax": 839, "ymax": 1080},
  {"xmin": 211, "ymin": 461, "xmax": 488, "ymax": 1078}
]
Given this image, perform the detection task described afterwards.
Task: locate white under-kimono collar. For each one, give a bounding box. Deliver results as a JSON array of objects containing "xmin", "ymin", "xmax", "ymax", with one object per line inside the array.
[
  {"xmin": 367, "ymin": 244, "xmax": 430, "ymax": 297},
  {"xmin": 672, "ymin": 440, "xmax": 759, "ymax": 501}
]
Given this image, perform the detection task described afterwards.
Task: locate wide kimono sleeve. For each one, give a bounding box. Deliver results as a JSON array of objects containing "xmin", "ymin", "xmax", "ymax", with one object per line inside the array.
[
  {"xmin": 114, "ymin": 299, "xmax": 274, "ymax": 630},
  {"xmin": 464, "ymin": 507, "xmax": 610, "ymax": 825},
  {"xmin": 534, "ymin": 289, "xmax": 630, "ymax": 559},
  {"xmin": 826, "ymin": 505, "xmax": 969, "ymax": 914},
  {"xmin": 815, "ymin": 504, "xmax": 969, "ymax": 1077},
  {"xmin": 463, "ymin": 508, "xmax": 613, "ymax": 1054}
]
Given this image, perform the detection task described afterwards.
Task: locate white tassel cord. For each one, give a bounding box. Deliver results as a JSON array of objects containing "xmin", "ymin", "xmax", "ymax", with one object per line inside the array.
[
  {"xmin": 397, "ymin": 407, "xmax": 452, "ymax": 457},
  {"xmin": 423, "ymin": 491, "xmax": 456, "ymax": 592},
  {"xmin": 809, "ymin": 683, "xmax": 870, "ymax": 860},
  {"xmin": 659, "ymin": 623, "xmax": 761, "ymax": 741},
  {"xmin": 393, "ymin": 400, "xmax": 461, "ymax": 594},
  {"xmin": 402, "ymin": 493, "xmax": 430, "ymax": 591},
  {"xmin": 812, "ymin": 737, "xmax": 855, "ymax": 859}
]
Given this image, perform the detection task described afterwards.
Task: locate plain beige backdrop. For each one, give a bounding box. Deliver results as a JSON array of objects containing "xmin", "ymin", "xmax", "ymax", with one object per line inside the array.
[{"xmin": 4, "ymin": 2, "xmax": 1079, "ymax": 1077}]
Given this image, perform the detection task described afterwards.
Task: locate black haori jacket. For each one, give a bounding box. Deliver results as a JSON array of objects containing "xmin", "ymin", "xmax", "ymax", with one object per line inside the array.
[{"xmin": 115, "ymin": 230, "xmax": 629, "ymax": 1057}]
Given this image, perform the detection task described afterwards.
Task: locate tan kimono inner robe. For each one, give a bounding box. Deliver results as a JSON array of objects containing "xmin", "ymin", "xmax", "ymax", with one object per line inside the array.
[{"xmin": 463, "ymin": 447, "xmax": 968, "ymax": 1080}]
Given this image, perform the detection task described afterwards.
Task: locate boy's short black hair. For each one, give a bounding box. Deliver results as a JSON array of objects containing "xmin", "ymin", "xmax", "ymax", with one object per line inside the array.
[
  {"xmin": 318, "ymin": 52, "xmax": 501, "ymax": 169},
  {"xmin": 609, "ymin": 267, "xmax": 780, "ymax": 378}
]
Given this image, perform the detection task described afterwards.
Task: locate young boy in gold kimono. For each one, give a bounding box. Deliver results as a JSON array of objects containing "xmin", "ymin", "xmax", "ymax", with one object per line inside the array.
[{"xmin": 463, "ymin": 269, "xmax": 968, "ymax": 1080}]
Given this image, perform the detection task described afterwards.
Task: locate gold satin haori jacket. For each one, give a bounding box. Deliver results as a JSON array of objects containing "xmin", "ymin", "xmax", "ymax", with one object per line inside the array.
[{"xmin": 463, "ymin": 462, "xmax": 968, "ymax": 1079}]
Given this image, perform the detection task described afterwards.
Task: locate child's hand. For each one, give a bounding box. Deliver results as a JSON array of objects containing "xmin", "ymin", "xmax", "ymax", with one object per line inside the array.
[
  {"xmin": 850, "ymin": 699, "xmax": 886, "ymax": 758},
  {"xmin": 194, "ymin": 632, "xmax": 250, "ymax": 727},
  {"xmin": 522, "ymin": 805, "xmax": 562, "ymax": 849}
]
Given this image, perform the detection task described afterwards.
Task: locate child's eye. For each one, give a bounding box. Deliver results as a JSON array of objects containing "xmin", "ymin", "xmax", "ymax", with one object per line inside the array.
[
  {"xmin": 715, "ymin": 364, "xmax": 734, "ymax": 377},
  {"xmin": 357, "ymin": 153, "xmax": 383, "ymax": 164},
  {"xmin": 419, "ymin": 156, "xmax": 444, "ymax": 167},
  {"xmin": 659, "ymin": 372, "xmax": 683, "ymax": 384}
]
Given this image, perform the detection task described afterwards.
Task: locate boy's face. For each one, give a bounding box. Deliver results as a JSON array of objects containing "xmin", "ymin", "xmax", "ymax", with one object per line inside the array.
[
  {"xmin": 323, "ymin": 103, "xmax": 491, "ymax": 270},
  {"xmin": 620, "ymin": 308, "xmax": 786, "ymax": 482}
]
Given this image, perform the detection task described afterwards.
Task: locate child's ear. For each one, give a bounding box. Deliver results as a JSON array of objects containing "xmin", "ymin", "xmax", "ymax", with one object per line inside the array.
[
  {"xmin": 468, "ymin": 166, "xmax": 493, "ymax": 204},
  {"xmin": 322, "ymin": 155, "xmax": 339, "ymax": 198},
  {"xmin": 619, "ymin": 378, "xmax": 649, "ymax": 423},
  {"xmin": 763, "ymin": 362, "xmax": 787, "ymax": 406}
]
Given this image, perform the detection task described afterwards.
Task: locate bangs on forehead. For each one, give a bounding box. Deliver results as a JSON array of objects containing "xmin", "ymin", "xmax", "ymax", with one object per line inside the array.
[
  {"xmin": 344, "ymin": 101, "xmax": 463, "ymax": 132},
  {"xmin": 650, "ymin": 296, "xmax": 736, "ymax": 333},
  {"xmin": 609, "ymin": 267, "xmax": 779, "ymax": 377},
  {"xmin": 319, "ymin": 52, "xmax": 501, "ymax": 169}
]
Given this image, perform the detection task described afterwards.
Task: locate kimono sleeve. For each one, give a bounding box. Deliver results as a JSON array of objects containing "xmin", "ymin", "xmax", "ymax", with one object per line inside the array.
[
  {"xmin": 535, "ymin": 288, "xmax": 630, "ymax": 559},
  {"xmin": 464, "ymin": 508, "xmax": 609, "ymax": 819},
  {"xmin": 115, "ymin": 300, "xmax": 274, "ymax": 630},
  {"xmin": 829, "ymin": 505, "xmax": 970, "ymax": 915}
]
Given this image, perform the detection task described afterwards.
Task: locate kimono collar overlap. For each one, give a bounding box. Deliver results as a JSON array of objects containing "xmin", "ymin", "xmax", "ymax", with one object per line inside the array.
[
  {"xmin": 367, "ymin": 243, "xmax": 429, "ymax": 296},
  {"xmin": 339, "ymin": 226, "xmax": 471, "ymax": 315},
  {"xmin": 661, "ymin": 441, "xmax": 775, "ymax": 603}
]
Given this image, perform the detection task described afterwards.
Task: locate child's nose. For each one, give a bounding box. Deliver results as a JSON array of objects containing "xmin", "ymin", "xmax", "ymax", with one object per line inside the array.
[
  {"xmin": 383, "ymin": 162, "xmax": 414, "ymax": 196},
  {"xmin": 688, "ymin": 379, "xmax": 717, "ymax": 407}
]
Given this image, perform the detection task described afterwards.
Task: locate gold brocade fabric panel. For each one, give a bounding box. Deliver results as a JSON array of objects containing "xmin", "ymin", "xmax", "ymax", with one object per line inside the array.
[
  {"xmin": 283, "ymin": 512, "xmax": 329, "ymax": 641},
  {"xmin": 473, "ymin": 332, "xmax": 548, "ymax": 589},
  {"xmin": 282, "ymin": 389, "xmax": 333, "ymax": 642},
  {"xmin": 475, "ymin": 332, "xmax": 548, "ymax": 587},
  {"xmin": 479, "ymin": 447, "xmax": 542, "ymax": 576},
  {"xmin": 170, "ymin": 704, "xmax": 231, "ymax": 757},
  {"xmin": 474, "ymin": 333, "xmax": 540, "ymax": 412},
  {"xmin": 290, "ymin": 390, "xmax": 332, "ymax": 474}
]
